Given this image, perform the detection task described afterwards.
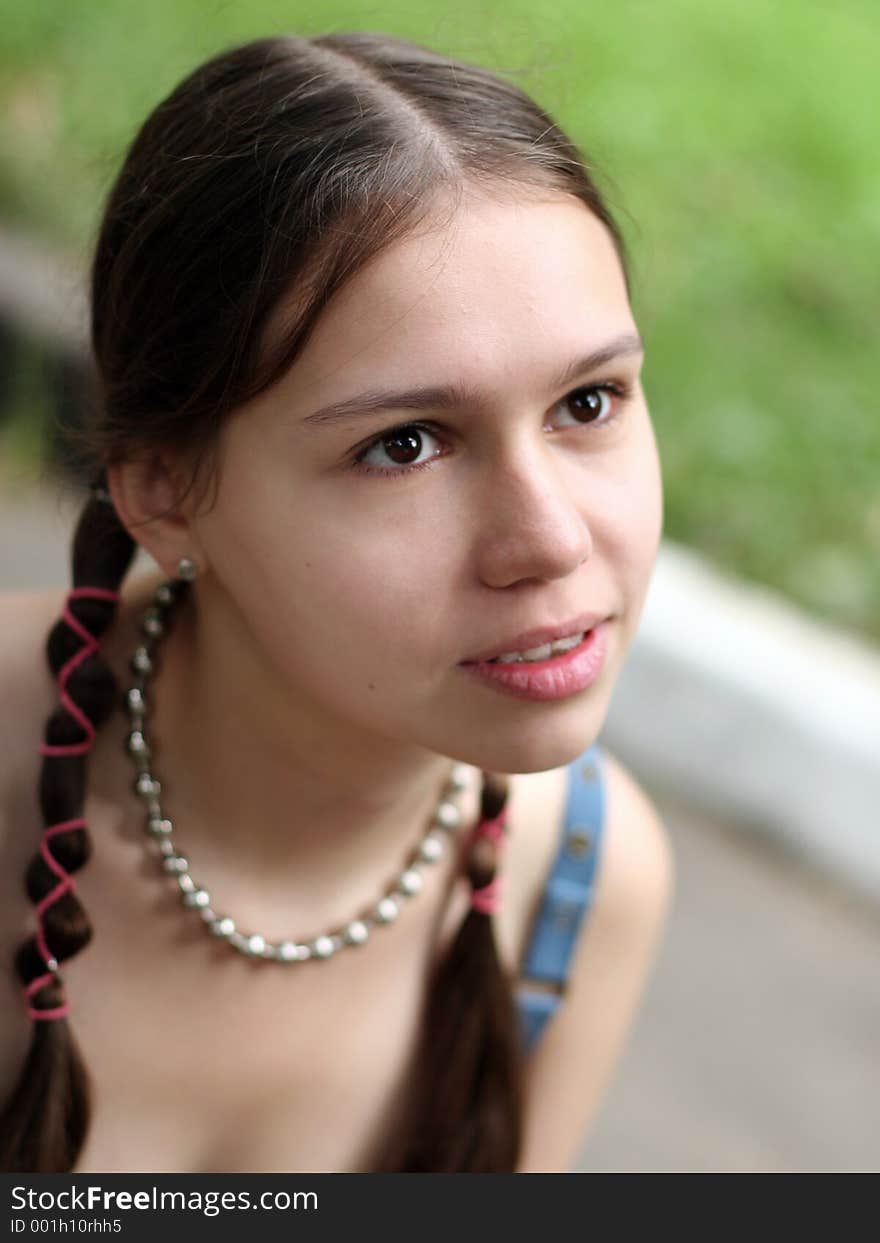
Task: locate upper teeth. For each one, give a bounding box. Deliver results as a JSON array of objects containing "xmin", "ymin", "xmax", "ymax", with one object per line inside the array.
[{"xmin": 487, "ymin": 631, "xmax": 586, "ymax": 664}]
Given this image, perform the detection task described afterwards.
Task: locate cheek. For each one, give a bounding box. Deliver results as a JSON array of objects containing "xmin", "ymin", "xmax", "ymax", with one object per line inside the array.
[
  {"xmin": 204, "ymin": 446, "xmax": 456, "ymax": 697},
  {"xmin": 214, "ymin": 439, "xmax": 459, "ymax": 670},
  {"xmin": 600, "ymin": 432, "xmax": 663, "ymax": 589},
  {"xmin": 623, "ymin": 412, "xmax": 662, "ymax": 537},
  {"xmin": 632, "ymin": 458, "xmax": 664, "ymax": 567},
  {"xmin": 270, "ymin": 513, "xmax": 454, "ymax": 678},
  {"xmin": 640, "ymin": 429, "xmax": 665, "ymax": 557}
]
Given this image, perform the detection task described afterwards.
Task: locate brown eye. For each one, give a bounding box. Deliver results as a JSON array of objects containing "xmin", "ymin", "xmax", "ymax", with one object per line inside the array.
[
  {"xmin": 353, "ymin": 423, "xmax": 443, "ymax": 476},
  {"xmin": 561, "ymin": 384, "xmax": 617, "ymax": 424},
  {"xmin": 378, "ymin": 428, "xmax": 427, "ymax": 466}
]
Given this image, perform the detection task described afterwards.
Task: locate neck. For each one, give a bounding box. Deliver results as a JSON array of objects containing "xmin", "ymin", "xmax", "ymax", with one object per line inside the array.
[{"xmin": 100, "ymin": 567, "xmax": 481, "ymax": 933}]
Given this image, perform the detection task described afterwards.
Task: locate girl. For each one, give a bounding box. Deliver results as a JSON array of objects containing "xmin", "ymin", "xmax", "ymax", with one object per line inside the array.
[{"xmin": 0, "ymin": 31, "xmax": 673, "ymax": 1173}]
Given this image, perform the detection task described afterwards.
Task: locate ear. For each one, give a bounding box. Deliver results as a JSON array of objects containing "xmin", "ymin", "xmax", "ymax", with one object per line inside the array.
[{"xmin": 106, "ymin": 454, "xmax": 205, "ymax": 579}]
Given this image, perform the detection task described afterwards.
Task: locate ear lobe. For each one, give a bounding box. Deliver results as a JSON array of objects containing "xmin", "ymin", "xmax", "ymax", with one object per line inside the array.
[{"xmin": 106, "ymin": 455, "xmax": 196, "ymax": 576}]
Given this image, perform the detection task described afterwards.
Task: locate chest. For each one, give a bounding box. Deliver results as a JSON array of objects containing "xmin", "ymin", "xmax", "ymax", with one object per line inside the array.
[
  {"xmin": 68, "ymin": 899, "xmax": 442, "ymax": 1172},
  {"xmin": 68, "ymin": 851, "xmax": 480, "ymax": 1173},
  {"xmin": 2, "ymin": 762, "xmax": 569, "ymax": 1173}
]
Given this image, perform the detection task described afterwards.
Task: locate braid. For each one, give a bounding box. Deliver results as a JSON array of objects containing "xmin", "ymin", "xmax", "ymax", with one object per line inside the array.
[
  {"xmin": 0, "ymin": 485, "xmax": 136, "ymax": 1172},
  {"xmin": 373, "ymin": 770, "xmax": 525, "ymax": 1172}
]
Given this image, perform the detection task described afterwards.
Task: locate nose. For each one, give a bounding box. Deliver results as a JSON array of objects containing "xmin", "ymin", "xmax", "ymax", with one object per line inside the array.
[{"xmin": 471, "ymin": 435, "xmax": 592, "ymax": 585}]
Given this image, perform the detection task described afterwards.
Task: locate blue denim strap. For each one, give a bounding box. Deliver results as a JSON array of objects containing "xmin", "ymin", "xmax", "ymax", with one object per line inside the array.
[{"xmin": 516, "ymin": 744, "xmax": 605, "ymax": 1054}]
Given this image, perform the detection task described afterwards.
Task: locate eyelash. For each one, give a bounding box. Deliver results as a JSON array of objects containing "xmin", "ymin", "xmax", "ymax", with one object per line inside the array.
[{"xmin": 348, "ymin": 379, "xmax": 633, "ymax": 481}]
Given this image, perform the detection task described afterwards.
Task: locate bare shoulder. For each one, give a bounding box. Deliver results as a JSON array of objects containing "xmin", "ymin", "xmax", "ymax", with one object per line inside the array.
[
  {"xmin": 516, "ymin": 746, "xmax": 675, "ymax": 1173},
  {"xmin": 595, "ymin": 748, "xmax": 676, "ymax": 924}
]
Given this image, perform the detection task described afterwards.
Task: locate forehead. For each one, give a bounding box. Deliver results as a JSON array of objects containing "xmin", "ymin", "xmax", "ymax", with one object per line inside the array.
[{"xmin": 267, "ymin": 191, "xmax": 633, "ymax": 404}]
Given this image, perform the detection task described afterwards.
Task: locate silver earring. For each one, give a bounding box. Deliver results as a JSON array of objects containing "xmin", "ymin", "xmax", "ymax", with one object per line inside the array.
[
  {"xmin": 176, "ymin": 557, "xmax": 197, "ymax": 581},
  {"xmin": 91, "ymin": 484, "xmax": 113, "ymax": 506}
]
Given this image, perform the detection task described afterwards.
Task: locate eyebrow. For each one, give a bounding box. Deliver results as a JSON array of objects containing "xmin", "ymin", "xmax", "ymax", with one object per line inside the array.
[{"xmin": 299, "ymin": 331, "xmax": 644, "ymax": 430}]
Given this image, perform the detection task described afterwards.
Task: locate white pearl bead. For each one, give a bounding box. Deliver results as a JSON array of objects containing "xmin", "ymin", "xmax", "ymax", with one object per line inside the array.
[
  {"xmin": 375, "ymin": 897, "xmax": 399, "ymax": 923},
  {"xmin": 398, "ymin": 868, "xmax": 423, "ymax": 896},
  {"xmin": 212, "ymin": 916, "xmax": 236, "ymax": 938},
  {"xmin": 435, "ymin": 801, "xmax": 461, "ymax": 829},
  {"xmin": 312, "ymin": 934, "xmax": 336, "ymax": 958},
  {"xmin": 247, "ymin": 934, "xmax": 266, "ymax": 956},
  {"xmin": 277, "ymin": 941, "xmax": 299, "ymax": 961},
  {"xmin": 450, "ymin": 763, "xmax": 470, "ymax": 790},
  {"xmin": 177, "ymin": 873, "xmax": 196, "ymax": 894},
  {"xmin": 127, "ymin": 729, "xmax": 148, "ymax": 753},
  {"xmin": 131, "ymin": 647, "xmax": 153, "ymax": 674},
  {"xmin": 419, "ymin": 833, "xmax": 444, "ymax": 862},
  {"xmin": 142, "ymin": 611, "xmax": 164, "ymax": 638},
  {"xmin": 344, "ymin": 920, "xmax": 369, "ymax": 945}
]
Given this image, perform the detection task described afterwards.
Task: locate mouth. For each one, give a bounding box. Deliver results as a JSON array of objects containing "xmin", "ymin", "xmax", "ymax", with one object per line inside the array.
[
  {"xmin": 459, "ymin": 611, "xmax": 608, "ymax": 666},
  {"xmin": 456, "ymin": 623, "xmax": 608, "ymax": 701}
]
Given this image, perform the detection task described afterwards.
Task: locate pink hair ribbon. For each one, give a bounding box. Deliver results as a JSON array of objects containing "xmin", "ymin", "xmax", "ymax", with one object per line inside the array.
[
  {"xmin": 27, "ymin": 586, "xmax": 120, "ymax": 1020},
  {"xmin": 469, "ymin": 805, "xmax": 508, "ymax": 915},
  {"xmin": 38, "ymin": 586, "xmax": 121, "ymax": 758}
]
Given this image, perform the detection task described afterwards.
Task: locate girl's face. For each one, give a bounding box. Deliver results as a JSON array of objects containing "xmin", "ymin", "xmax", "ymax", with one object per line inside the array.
[{"xmin": 187, "ymin": 188, "xmax": 662, "ymax": 776}]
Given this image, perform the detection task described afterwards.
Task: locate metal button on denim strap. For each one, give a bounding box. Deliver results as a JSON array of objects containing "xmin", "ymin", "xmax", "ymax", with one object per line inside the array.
[{"xmin": 567, "ymin": 826, "xmax": 593, "ymax": 858}]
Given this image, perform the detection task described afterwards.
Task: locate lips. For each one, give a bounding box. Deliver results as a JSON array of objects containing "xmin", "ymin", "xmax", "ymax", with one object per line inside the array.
[{"xmin": 457, "ymin": 622, "xmax": 608, "ymax": 701}]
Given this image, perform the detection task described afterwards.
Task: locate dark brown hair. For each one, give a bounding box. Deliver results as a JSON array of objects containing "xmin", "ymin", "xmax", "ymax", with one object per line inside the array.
[{"xmin": 1, "ymin": 31, "xmax": 630, "ymax": 1172}]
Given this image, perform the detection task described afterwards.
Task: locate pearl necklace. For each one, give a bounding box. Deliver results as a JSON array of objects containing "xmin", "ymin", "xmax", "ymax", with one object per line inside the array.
[{"xmin": 122, "ymin": 574, "xmax": 472, "ymax": 963}]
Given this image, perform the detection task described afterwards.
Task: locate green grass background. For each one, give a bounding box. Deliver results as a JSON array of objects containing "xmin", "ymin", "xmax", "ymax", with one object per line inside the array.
[{"xmin": 1, "ymin": 0, "xmax": 878, "ymax": 642}]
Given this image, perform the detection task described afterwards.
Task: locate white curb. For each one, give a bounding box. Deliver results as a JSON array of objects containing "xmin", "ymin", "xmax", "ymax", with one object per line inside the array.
[{"xmin": 603, "ymin": 540, "xmax": 880, "ymax": 906}]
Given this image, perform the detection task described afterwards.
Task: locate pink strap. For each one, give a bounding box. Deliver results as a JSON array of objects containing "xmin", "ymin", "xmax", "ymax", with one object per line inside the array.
[
  {"xmin": 25, "ymin": 971, "xmax": 70, "ymax": 1021},
  {"xmin": 470, "ymin": 806, "xmax": 508, "ymax": 915},
  {"xmin": 472, "ymin": 807, "xmax": 507, "ymax": 846},
  {"xmin": 24, "ymin": 811, "xmax": 88, "ymax": 1022},
  {"xmin": 38, "ymin": 586, "xmax": 120, "ymax": 757},
  {"xmin": 471, "ymin": 873, "xmax": 504, "ymax": 915},
  {"xmin": 33, "ymin": 817, "xmax": 85, "ymax": 969},
  {"xmin": 26, "ymin": 585, "xmax": 118, "ymax": 1021}
]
